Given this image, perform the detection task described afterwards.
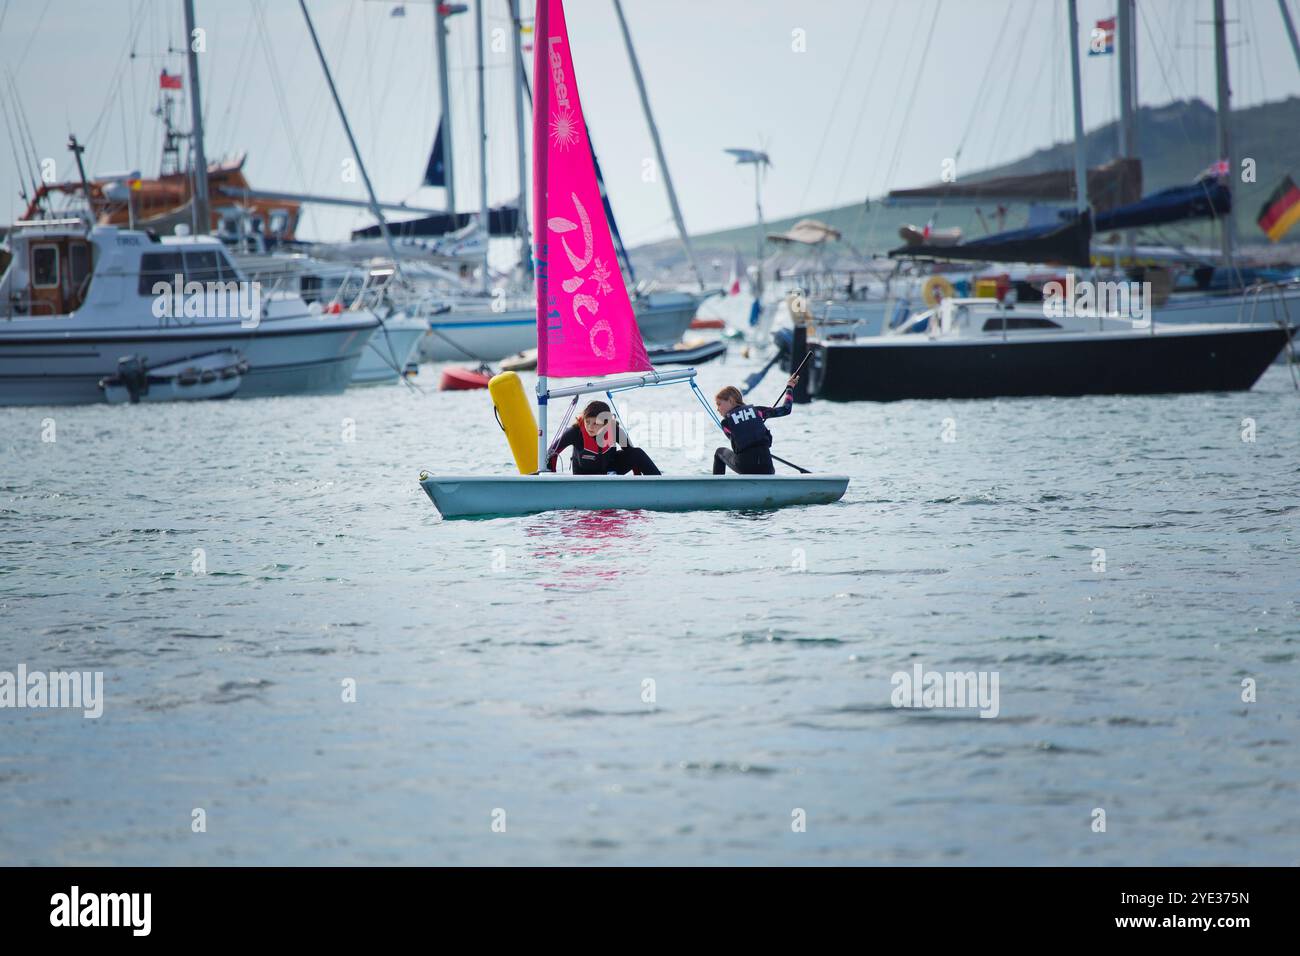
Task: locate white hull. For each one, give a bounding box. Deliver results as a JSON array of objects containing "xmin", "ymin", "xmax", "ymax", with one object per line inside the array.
[
  {"xmin": 0, "ymin": 312, "xmax": 376, "ymax": 406},
  {"xmin": 350, "ymin": 315, "xmax": 428, "ymax": 385},
  {"xmin": 417, "ymin": 291, "xmax": 699, "ymax": 362},
  {"xmin": 0, "ymin": 222, "xmax": 379, "ymax": 406},
  {"xmin": 419, "ymin": 472, "xmax": 850, "ymax": 519}
]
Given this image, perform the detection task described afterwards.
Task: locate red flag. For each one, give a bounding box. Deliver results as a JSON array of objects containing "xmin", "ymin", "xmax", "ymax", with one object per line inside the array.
[{"xmin": 160, "ymin": 70, "xmax": 182, "ymax": 90}]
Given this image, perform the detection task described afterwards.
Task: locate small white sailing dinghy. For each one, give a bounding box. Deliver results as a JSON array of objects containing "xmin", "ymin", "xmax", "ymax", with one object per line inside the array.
[{"xmin": 418, "ymin": 0, "xmax": 846, "ymax": 519}]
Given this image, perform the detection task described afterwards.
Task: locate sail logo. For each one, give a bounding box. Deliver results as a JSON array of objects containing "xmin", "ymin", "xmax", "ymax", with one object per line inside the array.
[
  {"xmin": 547, "ymin": 35, "xmax": 579, "ymax": 151},
  {"xmin": 1042, "ymin": 275, "xmax": 1152, "ymax": 328},
  {"xmin": 890, "ymin": 664, "xmax": 1000, "ymax": 718},
  {"xmin": 150, "ymin": 275, "xmax": 262, "ymax": 328},
  {"xmin": 549, "ymin": 194, "xmax": 615, "ymax": 360}
]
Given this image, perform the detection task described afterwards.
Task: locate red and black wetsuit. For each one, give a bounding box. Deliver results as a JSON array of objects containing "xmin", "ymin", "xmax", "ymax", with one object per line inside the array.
[
  {"xmin": 714, "ymin": 389, "xmax": 794, "ymax": 475},
  {"xmin": 547, "ymin": 423, "xmax": 662, "ymax": 475}
]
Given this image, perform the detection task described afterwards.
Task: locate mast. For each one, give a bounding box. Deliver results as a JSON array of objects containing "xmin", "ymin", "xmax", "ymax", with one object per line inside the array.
[
  {"xmin": 534, "ymin": 0, "xmax": 550, "ymax": 470},
  {"xmin": 1067, "ymin": 0, "xmax": 1090, "ymax": 216},
  {"xmin": 298, "ymin": 0, "xmax": 403, "ymax": 274},
  {"xmin": 66, "ymin": 135, "xmax": 94, "ymax": 218},
  {"xmin": 1213, "ymin": 0, "xmax": 1235, "ymax": 275},
  {"xmin": 476, "ymin": 0, "xmax": 490, "ymax": 294},
  {"xmin": 1281, "ymin": 0, "xmax": 1300, "ymax": 73},
  {"xmin": 182, "ymin": 0, "xmax": 211, "ymax": 234},
  {"xmin": 610, "ymin": 0, "xmax": 704, "ymax": 292},
  {"xmin": 1117, "ymin": 0, "xmax": 1136, "ymax": 265},
  {"xmin": 435, "ymin": 2, "xmax": 458, "ymax": 217},
  {"xmin": 509, "ymin": 0, "xmax": 531, "ymax": 276}
]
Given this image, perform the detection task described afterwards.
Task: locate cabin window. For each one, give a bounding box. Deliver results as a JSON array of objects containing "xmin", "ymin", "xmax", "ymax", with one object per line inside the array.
[
  {"xmin": 299, "ymin": 274, "xmax": 322, "ymax": 303},
  {"xmin": 214, "ymin": 249, "xmax": 239, "ymax": 281},
  {"xmin": 31, "ymin": 245, "xmax": 59, "ymax": 288},
  {"xmin": 981, "ymin": 316, "xmax": 1063, "ymax": 332},
  {"xmin": 268, "ymin": 209, "xmax": 289, "ymax": 236},
  {"xmin": 139, "ymin": 252, "xmax": 183, "ymax": 296},
  {"xmin": 69, "ymin": 243, "xmax": 92, "ymax": 287},
  {"xmin": 183, "ymin": 250, "xmax": 222, "ymax": 283}
]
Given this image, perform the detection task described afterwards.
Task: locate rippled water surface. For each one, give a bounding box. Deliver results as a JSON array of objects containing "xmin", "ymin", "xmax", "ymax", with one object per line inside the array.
[{"xmin": 2, "ymin": 360, "xmax": 1298, "ymax": 865}]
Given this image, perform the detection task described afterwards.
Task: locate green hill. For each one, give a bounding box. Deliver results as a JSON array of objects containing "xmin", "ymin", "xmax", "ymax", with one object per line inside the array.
[{"xmin": 631, "ymin": 96, "xmax": 1300, "ymax": 276}]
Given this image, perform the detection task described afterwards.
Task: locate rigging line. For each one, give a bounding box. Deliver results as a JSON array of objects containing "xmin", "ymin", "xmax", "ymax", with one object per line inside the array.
[
  {"xmin": 252, "ymin": 0, "xmax": 316, "ymax": 235},
  {"xmin": 931, "ymin": 0, "xmax": 1019, "ymax": 226},
  {"xmin": 827, "ymin": 1, "xmax": 897, "ymax": 249},
  {"xmin": 6, "ymin": 73, "xmax": 41, "ymax": 199},
  {"xmin": 83, "ymin": 0, "xmax": 149, "ymax": 159},
  {"xmin": 1139, "ymin": 2, "xmax": 1242, "ymax": 284},
  {"xmin": 1245, "ymin": 0, "xmax": 1268, "ymax": 110},
  {"xmin": 10, "ymin": 0, "xmax": 51, "ymax": 74},
  {"xmin": 215, "ymin": 5, "xmax": 258, "ymax": 150},
  {"xmin": 793, "ymin": 0, "xmax": 873, "ymax": 217},
  {"xmin": 299, "ymin": 0, "xmax": 358, "ymax": 225},
  {"xmin": 997, "ymin": 7, "xmax": 1055, "ymax": 170},
  {"xmin": 866, "ymin": 0, "xmax": 945, "ymax": 253},
  {"xmin": 0, "ymin": 92, "xmax": 29, "ymax": 202}
]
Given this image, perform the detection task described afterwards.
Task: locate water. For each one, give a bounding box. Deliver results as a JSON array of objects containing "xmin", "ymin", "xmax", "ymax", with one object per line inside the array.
[{"xmin": 2, "ymin": 361, "xmax": 1297, "ymax": 865}]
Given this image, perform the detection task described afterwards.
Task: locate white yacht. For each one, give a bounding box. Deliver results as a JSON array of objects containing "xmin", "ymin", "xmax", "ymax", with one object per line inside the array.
[
  {"xmin": 414, "ymin": 287, "xmax": 700, "ymax": 363},
  {"xmin": 0, "ymin": 217, "xmax": 379, "ymax": 406},
  {"xmin": 231, "ymin": 254, "xmax": 426, "ymax": 386}
]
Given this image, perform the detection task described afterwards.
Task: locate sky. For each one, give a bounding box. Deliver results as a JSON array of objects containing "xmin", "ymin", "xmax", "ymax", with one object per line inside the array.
[{"xmin": 3, "ymin": 0, "xmax": 1300, "ymax": 252}]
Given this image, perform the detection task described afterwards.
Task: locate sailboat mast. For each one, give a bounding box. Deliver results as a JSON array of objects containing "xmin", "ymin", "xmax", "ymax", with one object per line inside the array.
[
  {"xmin": 1067, "ymin": 0, "xmax": 1090, "ymax": 216},
  {"xmin": 610, "ymin": 0, "xmax": 704, "ymax": 292},
  {"xmin": 182, "ymin": 0, "xmax": 210, "ymax": 234},
  {"xmin": 534, "ymin": 0, "xmax": 550, "ymax": 470},
  {"xmin": 435, "ymin": 3, "xmax": 458, "ymax": 217},
  {"xmin": 509, "ymin": 0, "xmax": 531, "ymax": 276},
  {"xmin": 1213, "ymin": 0, "xmax": 1235, "ymax": 275},
  {"xmin": 1117, "ymin": 0, "xmax": 1136, "ymax": 265},
  {"xmin": 476, "ymin": 0, "xmax": 490, "ymax": 295}
]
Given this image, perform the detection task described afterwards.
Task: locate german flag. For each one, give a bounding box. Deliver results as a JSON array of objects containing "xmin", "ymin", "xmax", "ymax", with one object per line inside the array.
[{"xmin": 1257, "ymin": 175, "xmax": 1300, "ymax": 242}]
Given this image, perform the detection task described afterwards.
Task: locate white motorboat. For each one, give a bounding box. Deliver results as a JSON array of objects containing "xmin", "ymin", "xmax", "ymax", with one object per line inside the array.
[{"xmin": 0, "ymin": 217, "xmax": 378, "ymax": 406}]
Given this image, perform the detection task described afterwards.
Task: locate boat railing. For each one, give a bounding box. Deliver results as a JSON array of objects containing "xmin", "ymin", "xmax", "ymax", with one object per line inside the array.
[
  {"xmin": 4, "ymin": 292, "xmax": 61, "ymax": 320},
  {"xmin": 1239, "ymin": 279, "xmax": 1300, "ymax": 328}
]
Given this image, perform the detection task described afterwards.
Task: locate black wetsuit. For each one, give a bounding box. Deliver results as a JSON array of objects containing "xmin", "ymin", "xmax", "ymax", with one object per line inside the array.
[
  {"xmin": 547, "ymin": 423, "xmax": 662, "ymax": 475},
  {"xmin": 714, "ymin": 390, "xmax": 794, "ymax": 475}
]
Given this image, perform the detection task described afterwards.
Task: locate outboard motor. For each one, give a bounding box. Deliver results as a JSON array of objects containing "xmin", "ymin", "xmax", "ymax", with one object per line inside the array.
[{"xmin": 115, "ymin": 355, "xmax": 150, "ymax": 404}]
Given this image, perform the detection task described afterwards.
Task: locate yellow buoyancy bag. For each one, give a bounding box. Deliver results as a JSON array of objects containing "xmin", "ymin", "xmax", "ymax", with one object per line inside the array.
[{"xmin": 488, "ymin": 371, "xmax": 539, "ymax": 474}]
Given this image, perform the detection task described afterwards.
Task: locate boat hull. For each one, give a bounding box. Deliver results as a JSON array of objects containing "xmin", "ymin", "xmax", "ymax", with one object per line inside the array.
[
  {"xmin": 809, "ymin": 324, "xmax": 1293, "ymax": 402},
  {"xmin": 419, "ymin": 473, "xmax": 850, "ymax": 519},
  {"xmin": 350, "ymin": 318, "xmax": 427, "ymax": 385},
  {"xmin": 0, "ymin": 316, "xmax": 376, "ymax": 406}
]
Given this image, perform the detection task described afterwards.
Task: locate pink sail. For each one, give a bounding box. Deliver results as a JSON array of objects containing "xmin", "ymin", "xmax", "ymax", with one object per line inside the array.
[{"xmin": 533, "ymin": 0, "xmax": 650, "ymax": 379}]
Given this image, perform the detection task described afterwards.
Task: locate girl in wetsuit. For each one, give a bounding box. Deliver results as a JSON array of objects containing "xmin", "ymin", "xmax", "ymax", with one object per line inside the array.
[
  {"xmin": 712, "ymin": 375, "xmax": 799, "ymax": 475},
  {"xmin": 546, "ymin": 401, "xmax": 662, "ymax": 475}
]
